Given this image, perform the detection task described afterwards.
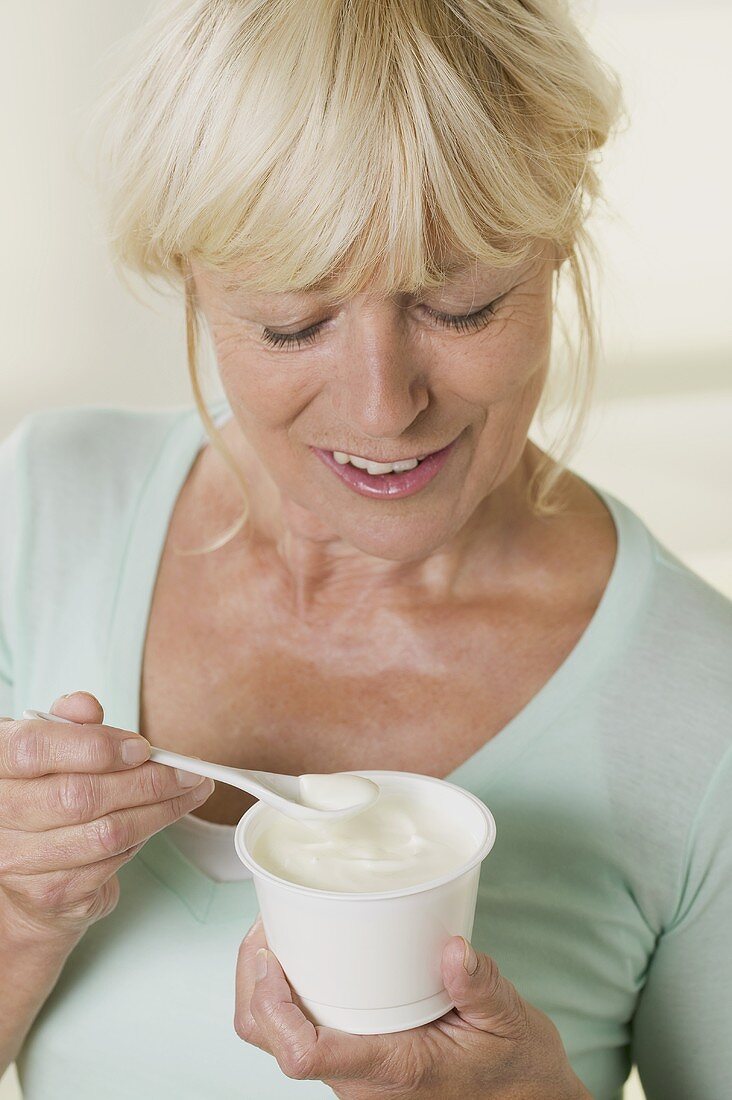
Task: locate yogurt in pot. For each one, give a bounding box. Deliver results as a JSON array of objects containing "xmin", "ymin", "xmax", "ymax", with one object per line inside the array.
[
  {"xmin": 235, "ymin": 770, "xmax": 497, "ymax": 1034},
  {"xmin": 255, "ymin": 779, "xmax": 477, "ymax": 892}
]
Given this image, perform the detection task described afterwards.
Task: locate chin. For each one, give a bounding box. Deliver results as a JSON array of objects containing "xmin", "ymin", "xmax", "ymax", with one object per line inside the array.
[{"xmin": 327, "ymin": 507, "xmax": 461, "ymax": 562}]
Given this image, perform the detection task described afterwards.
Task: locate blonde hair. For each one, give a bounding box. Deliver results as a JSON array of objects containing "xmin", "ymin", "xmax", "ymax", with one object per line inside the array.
[{"xmin": 86, "ymin": 0, "xmax": 626, "ymax": 553}]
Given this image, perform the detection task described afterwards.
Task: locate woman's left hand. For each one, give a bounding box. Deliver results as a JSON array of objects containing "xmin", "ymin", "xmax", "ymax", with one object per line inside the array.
[{"xmin": 235, "ymin": 917, "xmax": 591, "ymax": 1099}]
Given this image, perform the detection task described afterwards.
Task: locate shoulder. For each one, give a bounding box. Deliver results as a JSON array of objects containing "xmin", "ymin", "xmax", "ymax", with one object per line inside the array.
[
  {"xmin": 644, "ymin": 537, "xmax": 732, "ymax": 764},
  {"xmin": 601, "ymin": 489, "xmax": 732, "ymax": 717},
  {"xmin": 613, "ymin": 491, "xmax": 731, "ymax": 755},
  {"xmin": 0, "ymin": 400, "xmax": 203, "ymax": 575},
  {"xmin": 4, "ymin": 403, "xmax": 195, "ymax": 487},
  {"xmin": 651, "ymin": 536, "xmax": 732, "ymax": 636},
  {"xmin": 635, "ymin": 513, "xmax": 731, "ymax": 719},
  {"xmin": 0, "ymin": 403, "xmax": 205, "ymax": 684},
  {"xmin": 590, "ymin": 490, "xmax": 732, "ymax": 928},
  {"xmin": 2, "ymin": 403, "xmax": 202, "ymax": 532}
]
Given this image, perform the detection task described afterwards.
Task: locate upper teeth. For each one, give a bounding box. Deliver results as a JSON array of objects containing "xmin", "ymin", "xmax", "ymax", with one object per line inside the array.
[{"xmin": 332, "ymin": 451, "xmax": 422, "ymax": 475}]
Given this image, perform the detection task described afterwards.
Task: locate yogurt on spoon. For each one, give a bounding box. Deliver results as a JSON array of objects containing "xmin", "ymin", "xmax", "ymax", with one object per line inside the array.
[{"xmin": 298, "ymin": 772, "xmax": 380, "ymax": 814}]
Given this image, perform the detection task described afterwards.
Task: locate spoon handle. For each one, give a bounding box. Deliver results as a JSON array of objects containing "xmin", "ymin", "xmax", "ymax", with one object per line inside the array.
[{"xmin": 146, "ymin": 746, "xmax": 251, "ymax": 791}]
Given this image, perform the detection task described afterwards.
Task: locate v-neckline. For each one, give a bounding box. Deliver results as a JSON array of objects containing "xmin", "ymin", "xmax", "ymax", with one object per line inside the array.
[{"xmin": 102, "ymin": 399, "xmax": 655, "ymax": 909}]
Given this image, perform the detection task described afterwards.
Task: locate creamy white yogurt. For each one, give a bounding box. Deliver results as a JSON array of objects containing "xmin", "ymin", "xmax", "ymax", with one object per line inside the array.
[
  {"xmin": 253, "ymin": 783, "xmax": 475, "ymax": 892},
  {"xmin": 298, "ymin": 772, "xmax": 380, "ymax": 813}
]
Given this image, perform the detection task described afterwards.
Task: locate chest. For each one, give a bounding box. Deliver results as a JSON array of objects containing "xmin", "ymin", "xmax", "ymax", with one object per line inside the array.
[{"xmin": 138, "ymin": 543, "xmax": 595, "ymax": 825}]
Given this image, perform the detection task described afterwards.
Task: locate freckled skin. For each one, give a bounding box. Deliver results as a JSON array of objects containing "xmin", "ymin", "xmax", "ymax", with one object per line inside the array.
[
  {"xmin": 138, "ymin": 244, "xmax": 616, "ymax": 827},
  {"xmin": 189, "ymin": 248, "xmax": 556, "ymax": 565}
]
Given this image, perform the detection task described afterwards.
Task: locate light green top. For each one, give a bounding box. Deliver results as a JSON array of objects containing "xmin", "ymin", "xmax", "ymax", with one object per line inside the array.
[{"xmin": 1, "ymin": 402, "xmax": 730, "ymax": 1100}]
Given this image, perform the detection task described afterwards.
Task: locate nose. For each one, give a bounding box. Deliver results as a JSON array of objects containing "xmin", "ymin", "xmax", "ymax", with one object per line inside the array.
[{"xmin": 329, "ymin": 310, "xmax": 430, "ymax": 440}]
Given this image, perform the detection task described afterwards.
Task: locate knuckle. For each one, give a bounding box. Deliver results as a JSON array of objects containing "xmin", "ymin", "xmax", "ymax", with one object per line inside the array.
[
  {"xmin": 166, "ymin": 791, "xmax": 198, "ymax": 820},
  {"xmin": 0, "ymin": 836, "xmax": 21, "ymax": 876},
  {"xmin": 0, "ymin": 719, "xmax": 19, "ymax": 758},
  {"xmin": 120, "ymin": 840, "xmax": 145, "ymax": 862},
  {"xmin": 64, "ymin": 895, "xmax": 99, "ymax": 924},
  {"xmin": 234, "ymin": 1012, "xmax": 257, "ymax": 1043},
  {"xmin": 505, "ymin": 991, "xmax": 531, "ymax": 1044},
  {"xmin": 96, "ymin": 878, "xmax": 121, "ymax": 919},
  {"xmin": 68, "ymin": 881, "xmax": 119, "ymax": 925},
  {"xmin": 57, "ymin": 772, "xmax": 97, "ymax": 822},
  {"xmin": 34, "ymin": 872, "xmax": 77, "ymax": 911},
  {"xmin": 145, "ymin": 763, "xmax": 168, "ymax": 802},
  {"xmin": 6, "ymin": 727, "xmax": 48, "ymax": 776},
  {"xmin": 249, "ymin": 983, "xmax": 269, "ymax": 1022},
  {"xmin": 482, "ymin": 953, "xmax": 503, "ymax": 999},
  {"xmin": 91, "ymin": 811, "xmax": 133, "ymax": 856},
  {"xmin": 83, "ymin": 733, "xmax": 115, "ymax": 771},
  {"xmin": 277, "ymin": 1046, "xmax": 316, "ymax": 1081}
]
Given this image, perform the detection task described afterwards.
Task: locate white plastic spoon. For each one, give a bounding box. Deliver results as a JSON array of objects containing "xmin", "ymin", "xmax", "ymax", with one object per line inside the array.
[{"xmin": 21, "ymin": 709, "xmax": 379, "ymax": 823}]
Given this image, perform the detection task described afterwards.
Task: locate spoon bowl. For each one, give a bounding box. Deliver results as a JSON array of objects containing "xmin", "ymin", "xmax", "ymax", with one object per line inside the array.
[{"xmin": 21, "ymin": 709, "xmax": 379, "ymax": 822}]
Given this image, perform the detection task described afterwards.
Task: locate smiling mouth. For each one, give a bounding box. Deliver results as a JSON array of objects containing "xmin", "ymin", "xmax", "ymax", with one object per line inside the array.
[
  {"xmin": 321, "ymin": 440, "xmax": 456, "ymax": 477},
  {"xmin": 310, "ymin": 433, "xmax": 461, "ymax": 500}
]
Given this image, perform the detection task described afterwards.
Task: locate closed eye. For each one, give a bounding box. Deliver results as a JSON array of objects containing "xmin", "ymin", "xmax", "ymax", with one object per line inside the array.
[
  {"xmin": 260, "ymin": 296, "xmax": 504, "ymax": 351},
  {"xmin": 421, "ymin": 300, "xmax": 499, "ymax": 334}
]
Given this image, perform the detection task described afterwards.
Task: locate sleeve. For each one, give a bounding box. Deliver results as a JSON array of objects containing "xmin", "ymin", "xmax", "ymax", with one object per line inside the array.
[
  {"xmin": 0, "ymin": 418, "xmax": 25, "ymax": 718},
  {"xmin": 630, "ymin": 742, "xmax": 732, "ymax": 1099}
]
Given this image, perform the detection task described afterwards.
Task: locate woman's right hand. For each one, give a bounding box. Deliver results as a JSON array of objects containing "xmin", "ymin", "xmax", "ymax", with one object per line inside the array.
[{"xmin": 0, "ymin": 691, "xmax": 214, "ymax": 946}]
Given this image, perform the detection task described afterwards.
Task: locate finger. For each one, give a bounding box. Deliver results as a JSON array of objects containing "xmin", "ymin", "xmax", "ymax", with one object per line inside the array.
[
  {"xmin": 0, "ymin": 779, "xmax": 214, "ymax": 873},
  {"xmin": 246, "ymin": 945, "xmax": 393, "ymax": 1083},
  {"xmin": 0, "ymin": 717, "xmax": 151, "ymax": 779},
  {"xmin": 234, "ymin": 915, "xmax": 269, "ymax": 1049},
  {"xmin": 49, "ymin": 691, "xmax": 105, "ymax": 725},
  {"xmin": 441, "ymin": 936, "xmax": 530, "ymax": 1041},
  {"xmin": 2, "ymin": 839, "xmax": 147, "ymax": 911},
  {"xmin": 0, "ymin": 759, "xmax": 205, "ymax": 830}
]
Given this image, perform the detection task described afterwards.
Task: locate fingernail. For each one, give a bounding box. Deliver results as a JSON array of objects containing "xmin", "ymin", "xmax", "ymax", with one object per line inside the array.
[
  {"xmin": 255, "ymin": 948, "xmax": 268, "ymax": 981},
  {"xmin": 175, "ymin": 768, "xmax": 202, "ymax": 786},
  {"xmin": 121, "ymin": 738, "xmax": 150, "ymax": 765},
  {"xmin": 462, "ymin": 938, "xmax": 479, "ymax": 975}
]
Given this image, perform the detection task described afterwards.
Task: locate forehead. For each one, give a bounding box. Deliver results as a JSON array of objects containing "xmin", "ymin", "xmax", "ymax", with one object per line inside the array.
[
  {"xmin": 302, "ymin": 256, "xmax": 478, "ymax": 291},
  {"xmin": 215, "ymin": 256, "xmax": 503, "ymax": 302}
]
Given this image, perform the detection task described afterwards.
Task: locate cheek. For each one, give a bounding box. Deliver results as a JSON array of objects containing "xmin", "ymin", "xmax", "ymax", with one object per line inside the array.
[
  {"xmin": 448, "ymin": 307, "xmax": 551, "ymax": 409},
  {"xmin": 453, "ymin": 362, "xmax": 545, "ymax": 498},
  {"xmin": 453, "ymin": 307, "xmax": 551, "ymax": 476},
  {"xmin": 468, "ymin": 363, "xmax": 544, "ymax": 472},
  {"xmin": 216, "ymin": 342, "xmax": 321, "ymax": 430},
  {"xmin": 488, "ymin": 361, "xmax": 547, "ymax": 448}
]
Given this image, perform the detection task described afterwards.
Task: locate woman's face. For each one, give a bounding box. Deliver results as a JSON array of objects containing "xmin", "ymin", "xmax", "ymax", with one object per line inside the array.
[{"xmin": 189, "ymin": 245, "xmax": 558, "ymax": 561}]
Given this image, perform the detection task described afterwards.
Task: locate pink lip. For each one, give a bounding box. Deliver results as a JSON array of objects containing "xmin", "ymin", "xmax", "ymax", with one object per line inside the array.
[{"xmin": 311, "ymin": 436, "xmax": 460, "ymax": 499}]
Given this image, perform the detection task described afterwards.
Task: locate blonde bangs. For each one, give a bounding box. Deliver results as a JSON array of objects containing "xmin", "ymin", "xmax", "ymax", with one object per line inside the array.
[{"xmin": 89, "ymin": 0, "xmax": 620, "ymax": 296}]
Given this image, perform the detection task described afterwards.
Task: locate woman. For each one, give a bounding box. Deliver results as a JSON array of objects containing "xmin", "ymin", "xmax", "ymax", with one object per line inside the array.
[{"xmin": 0, "ymin": 0, "xmax": 730, "ymax": 1097}]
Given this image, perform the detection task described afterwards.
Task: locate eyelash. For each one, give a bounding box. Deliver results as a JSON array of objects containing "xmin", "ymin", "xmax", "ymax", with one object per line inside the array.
[{"xmin": 260, "ymin": 300, "xmax": 500, "ymax": 350}]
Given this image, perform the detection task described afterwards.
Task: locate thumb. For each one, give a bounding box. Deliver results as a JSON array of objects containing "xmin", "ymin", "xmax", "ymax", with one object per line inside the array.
[
  {"xmin": 441, "ymin": 936, "xmax": 530, "ymax": 1040},
  {"xmin": 50, "ymin": 691, "xmax": 105, "ymax": 725}
]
